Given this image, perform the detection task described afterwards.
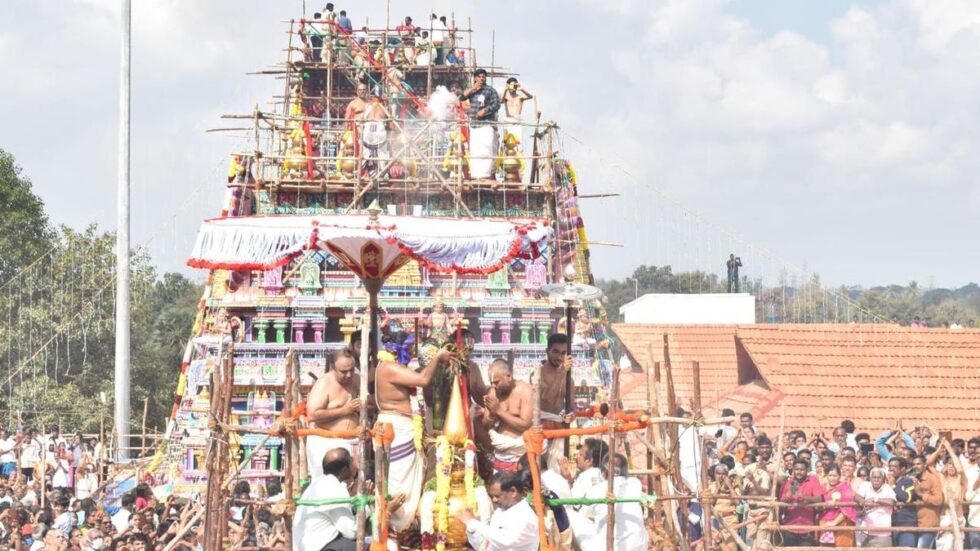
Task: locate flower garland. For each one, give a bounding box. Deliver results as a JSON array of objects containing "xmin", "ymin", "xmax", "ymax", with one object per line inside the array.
[
  {"xmin": 464, "ymin": 443, "xmax": 477, "ymax": 512},
  {"xmin": 433, "ymin": 436, "xmax": 452, "ymax": 551},
  {"xmin": 412, "ymin": 399, "xmax": 425, "ymax": 456}
]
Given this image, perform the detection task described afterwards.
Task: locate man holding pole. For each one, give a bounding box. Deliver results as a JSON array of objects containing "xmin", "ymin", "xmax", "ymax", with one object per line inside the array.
[{"xmin": 538, "ymin": 334, "xmax": 575, "ymax": 471}]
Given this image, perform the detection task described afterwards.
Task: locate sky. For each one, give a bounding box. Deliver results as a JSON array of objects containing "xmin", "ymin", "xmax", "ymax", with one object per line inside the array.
[{"xmin": 2, "ymin": 0, "xmax": 979, "ymax": 288}]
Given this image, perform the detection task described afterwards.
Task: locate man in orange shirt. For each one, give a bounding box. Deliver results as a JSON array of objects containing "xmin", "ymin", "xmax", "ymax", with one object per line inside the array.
[{"xmin": 911, "ymin": 454, "xmax": 944, "ymax": 548}]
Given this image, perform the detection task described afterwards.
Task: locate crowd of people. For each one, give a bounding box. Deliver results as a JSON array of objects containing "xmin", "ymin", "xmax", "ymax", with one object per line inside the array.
[
  {"xmin": 694, "ymin": 412, "xmax": 980, "ymax": 549},
  {"xmin": 0, "ymin": 424, "xmax": 293, "ymax": 550},
  {"xmin": 302, "ymin": 5, "xmax": 468, "ymax": 68}
]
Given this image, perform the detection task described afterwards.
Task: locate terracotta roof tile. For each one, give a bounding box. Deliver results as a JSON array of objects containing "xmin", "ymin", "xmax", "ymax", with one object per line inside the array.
[{"xmin": 613, "ymin": 323, "xmax": 980, "ymax": 438}]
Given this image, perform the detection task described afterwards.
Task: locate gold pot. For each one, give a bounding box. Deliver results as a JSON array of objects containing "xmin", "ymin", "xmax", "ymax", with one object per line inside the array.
[{"xmin": 442, "ymin": 470, "xmax": 470, "ymax": 548}]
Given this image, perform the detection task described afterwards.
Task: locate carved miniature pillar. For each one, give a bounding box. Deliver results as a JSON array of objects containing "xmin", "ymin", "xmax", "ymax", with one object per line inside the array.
[
  {"xmin": 311, "ymin": 320, "xmax": 325, "ymax": 344},
  {"xmin": 273, "ymin": 320, "xmax": 288, "ymax": 344},
  {"xmin": 536, "ymin": 321, "xmax": 551, "ymax": 345},
  {"xmin": 339, "ymin": 316, "xmax": 356, "ymax": 345},
  {"xmin": 499, "ymin": 320, "xmax": 513, "ymax": 345},
  {"xmin": 254, "ymin": 319, "xmax": 271, "ymax": 344},
  {"xmin": 519, "ymin": 322, "xmax": 533, "ymax": 345},
  {"xmin": 480, "ymin": 318, "xmax": 494, "ymax": 345},
  {"xmin": 292, "ymin": 319, "xmax": 308, "ymax": 344}
]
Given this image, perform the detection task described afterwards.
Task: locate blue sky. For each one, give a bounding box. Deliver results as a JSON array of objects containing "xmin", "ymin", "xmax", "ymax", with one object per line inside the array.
[{"xmin": 1, "ymin": 0, "xmax": 978, "ymax": 288}]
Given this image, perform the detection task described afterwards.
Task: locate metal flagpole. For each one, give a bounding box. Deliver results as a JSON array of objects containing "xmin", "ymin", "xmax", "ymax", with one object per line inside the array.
[{"xmin": 114, "ymin": 0, "xmax": 132, "ymax": 461}]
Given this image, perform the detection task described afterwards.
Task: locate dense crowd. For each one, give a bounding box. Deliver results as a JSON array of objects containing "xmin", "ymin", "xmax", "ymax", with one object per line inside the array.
[
  {"xmin": 0, "ymin": 426, "xmax": 292, "ymax": 550},
  {"xmin": 695, "ymin": 412, "xmax": 980, "ymax": 549}
]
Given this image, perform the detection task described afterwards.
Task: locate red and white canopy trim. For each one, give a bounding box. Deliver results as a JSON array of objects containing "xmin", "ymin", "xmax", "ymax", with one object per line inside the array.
[{"xmin": 186, "ymin": 214, "xmax": 552, "ymax": 277}]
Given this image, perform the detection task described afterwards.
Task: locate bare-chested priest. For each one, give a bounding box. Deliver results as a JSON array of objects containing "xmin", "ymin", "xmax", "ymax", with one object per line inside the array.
[
  {"xmin": 480, "ymin": 359, "xmax": 533, "ymax": 472},
  {"xmin": 540, "ymin": 333, "xmax": 575, "ymax": 471},
  {"xmin": 375, "ymin": 343, "xmax": 451, "ymax": 533},
  {"xmin": 305, "ymin": 348, "xmax": 361, "ymax": 479}
]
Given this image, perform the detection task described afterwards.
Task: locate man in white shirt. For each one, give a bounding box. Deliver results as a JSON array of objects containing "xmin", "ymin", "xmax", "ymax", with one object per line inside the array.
[
  {"xmin": 292, "ymin": 447, "xmax": 357, "ymax": 551},
  {"xmin": 575, "ymin": 454, "xmax": 649, "ymax": 551},
  {"xmin": 562, "ymin": 438, "xmax": 608, "ymax": 500},
  {"xmin": 111, "ymin": 493, "xmax": 134, "ymax": 534},
  {"xmin": 0, "ymin": 430, "xmax": 17, "ymax": 479},
  {"xmin": 456, "ymin": 471, "xmax": 538, "ymax": 551},
  {"xmin": 19, "ymin": 429, "xmax": 41, "ymax": 481},
  {"xmin": 855, "ymin": 467, "xmax": 896, "ymax": 548}
]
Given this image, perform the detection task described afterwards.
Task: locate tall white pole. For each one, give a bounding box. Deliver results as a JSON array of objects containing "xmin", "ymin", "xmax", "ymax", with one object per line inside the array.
[{"xmin": 114, "ymin": 0, "xmax": 132, "ymax": 461}]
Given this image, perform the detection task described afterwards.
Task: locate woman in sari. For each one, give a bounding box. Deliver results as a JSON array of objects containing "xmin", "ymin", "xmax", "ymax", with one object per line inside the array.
[{"xmin": 819, "ymin": 464, "xmax": 858, "ymax": 547}]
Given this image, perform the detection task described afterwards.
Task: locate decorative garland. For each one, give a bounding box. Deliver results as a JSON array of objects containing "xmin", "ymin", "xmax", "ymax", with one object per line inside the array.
[
  {"xmin": 433, "ymin": 435, "xmax": 452, "ymax": 551},
  {"xmin": 464, "ymin": 443, "xmax": 477, "ymax": 511}
]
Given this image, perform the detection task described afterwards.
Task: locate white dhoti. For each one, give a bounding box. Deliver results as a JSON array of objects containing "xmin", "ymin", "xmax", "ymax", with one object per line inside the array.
[
  {"xmin": 541, "ymin": 411, "xmax": 567, "ymax": 472},
  {"xmin": 378, "ymin": 412, "xmax": 425, "ymax": 532},
  {"xmin": 501, "ymin": 115, "xmax": 523, "ymax": 147},
  {"xmin": 468, "ymin": 125, "xmax": 497, "ymax": 179},
  {"xmin": 489, "ymin": 429, "xmax": 526, "ymax": 473},
  {"xmin": 305, "ymin": 434, "xmax": 356, "ymax": 479}
]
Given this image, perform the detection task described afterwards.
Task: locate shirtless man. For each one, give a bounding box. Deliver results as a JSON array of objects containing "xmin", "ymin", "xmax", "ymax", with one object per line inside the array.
[
  {"xmin": 344, "ymin": 83, "xmax": 368, "ymax": 123},
  {"xmin": 480, "ymin": 359, "xmax": 532, "ymax": 472},
  {"xmin": 501, "ymin": 77, "xmax": 533, "ymax": 145},
  {"xmin": 540, "ymin": 333, "xmax": 575, "ymax": 471},
  {"xmin": 501, "ymin": 77, "xmax": 533, "ymax": 119},
  {"xmin": 305, "ymin": 348, "xmax": 360, "ymax": 479},
  {"xmin": 375, "ymin": 344, "xmax": 452, "ymax": 532}
]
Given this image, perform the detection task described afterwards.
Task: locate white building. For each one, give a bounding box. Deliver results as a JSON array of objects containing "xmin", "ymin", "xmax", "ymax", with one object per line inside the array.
[{"xmin": 618, "ymin": 293, "xmax": 756, "ymax": 324}]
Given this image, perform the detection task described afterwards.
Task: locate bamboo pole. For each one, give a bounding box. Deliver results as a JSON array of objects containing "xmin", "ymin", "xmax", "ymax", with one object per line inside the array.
[
  {"xmin": 649, "ymin": 347, "xmax": 684, "ymax": 548},
  {"xmin": 293, "ymin": 352, "xmax": 308, "ymax": 483},
  {"xmin": 282, "ymin": 349, "xmax": 297, "ymax": 551},
  {"xmin": 140, "ymin": 397, "xmax": 148, "ymax": 458},
  {"xmin": 693, "ymin": 359, "xmax": 712, "ymax": 551},
  {"xmin": 355, "ymin": 287, "xmax": 375, "ymax": 551},
  {"xmin": 203, "ymin": 341, "xmax": 233, "ymax": 551},
  {"xmin": 759, "ymin": 404, "xmax": 786, "ymax": 548},
  {"xmin": 606, "ymin": 365, "xmax": 620, "ymax": 551}
]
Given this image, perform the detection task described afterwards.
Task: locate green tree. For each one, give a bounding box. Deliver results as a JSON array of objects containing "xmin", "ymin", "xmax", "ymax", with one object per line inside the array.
[{"xmin": 0, "ymin": 149, "xmax": 53, "ymax": 283}]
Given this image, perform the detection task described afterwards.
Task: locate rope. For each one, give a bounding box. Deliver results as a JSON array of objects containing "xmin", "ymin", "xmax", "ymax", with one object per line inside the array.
[
  {"xmin": 293, "ymin": 494, "xmax": 376, "ymax": 509},
  {"xmin": 535, "ymin": 494, "xmax": 659, "ymax": 507}
]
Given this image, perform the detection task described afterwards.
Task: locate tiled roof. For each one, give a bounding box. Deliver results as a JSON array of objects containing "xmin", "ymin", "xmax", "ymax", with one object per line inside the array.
[
  {"xmin": 613, "ymin": 323, "xmax": 980, "ymax": 437},
  {"xmin": 735, "ymin": 324, "xmax": 980, "ymax": 435},
  {"xmin": 612, "ymin": 324, "xmax": 740, "ymax": 411}
]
